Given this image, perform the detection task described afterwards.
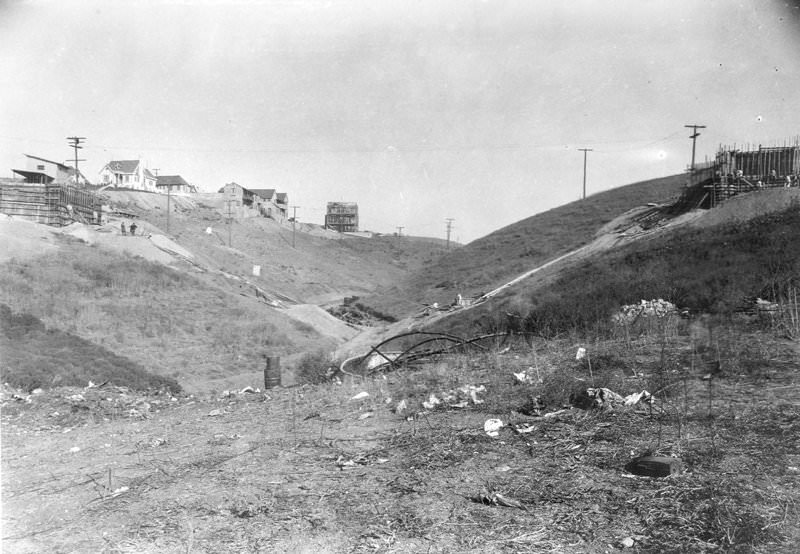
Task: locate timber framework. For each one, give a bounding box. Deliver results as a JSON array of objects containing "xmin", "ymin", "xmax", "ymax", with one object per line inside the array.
[
  {"xmin": 0, "ymin": 183, "xmax": 105, "ymax": 226},
  {"xmin": 673, "ymin": 138, "xmax": 800, "ymax": 211}
]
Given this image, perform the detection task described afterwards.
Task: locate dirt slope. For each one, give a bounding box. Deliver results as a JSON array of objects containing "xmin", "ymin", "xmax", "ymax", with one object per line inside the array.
[
  {"xmin": 338, "ymin": 187, "xmax": 800, "ymax": 358},
  {"xmin": 360, "ymin": 173, "xmax": 690, "ymax": 319}
]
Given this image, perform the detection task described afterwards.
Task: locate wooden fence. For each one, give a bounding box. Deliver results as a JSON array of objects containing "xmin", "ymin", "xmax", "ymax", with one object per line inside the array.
[{"xmin": 0, "ymin": 183, "xmax": 104, "ymax": 226}]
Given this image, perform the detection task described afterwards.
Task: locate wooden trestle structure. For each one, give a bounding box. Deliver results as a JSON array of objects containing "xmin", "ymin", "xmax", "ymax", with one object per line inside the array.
[{"xmin": 0, "ymin": 183, "xmax": 105, "ymax": 226}]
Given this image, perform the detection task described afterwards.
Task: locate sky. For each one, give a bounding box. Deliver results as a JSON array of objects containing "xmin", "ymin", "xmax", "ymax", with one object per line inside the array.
[{"xmin": 1, "ymin": 0, "xmax": 799, "ymax": 243}]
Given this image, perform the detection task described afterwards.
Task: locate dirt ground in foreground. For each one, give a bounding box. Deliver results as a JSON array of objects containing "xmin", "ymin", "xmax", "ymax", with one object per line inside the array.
[{"xmin": 2, "ymin": 337, "xmax": 799, "ymax": 553}]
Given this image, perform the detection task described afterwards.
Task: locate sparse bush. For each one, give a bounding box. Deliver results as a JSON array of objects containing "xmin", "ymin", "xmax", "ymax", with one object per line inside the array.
[{"xmin": 295, "ymin": 350, "xmax": 334, "ymax": 385}]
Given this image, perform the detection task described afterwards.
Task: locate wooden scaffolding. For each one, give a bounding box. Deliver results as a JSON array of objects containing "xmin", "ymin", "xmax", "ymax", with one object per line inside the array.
[{"xmin": 0, "ymin": 183, "xmax": 105, "ymax": 226}]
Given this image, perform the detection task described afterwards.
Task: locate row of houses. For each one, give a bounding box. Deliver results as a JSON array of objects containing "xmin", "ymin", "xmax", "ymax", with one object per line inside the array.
[
  {"xmin": 219, "ymin": 182, "xmax": 289, "ymax": 219},
  {"xmin": 5, "ymin": 152, "xmax": 364, "ymax": 231},
  {"xmin": 9, "ymin": 154, "xmax": 197, "ymax": 195}
]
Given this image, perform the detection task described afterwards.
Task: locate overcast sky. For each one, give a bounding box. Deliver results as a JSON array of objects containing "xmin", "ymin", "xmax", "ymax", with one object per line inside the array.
[{"xmin": 1, "ymin": 0, "xmax": 798, "ymax": 242}]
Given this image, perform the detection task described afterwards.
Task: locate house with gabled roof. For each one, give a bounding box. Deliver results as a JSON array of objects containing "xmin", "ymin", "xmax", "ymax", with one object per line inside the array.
[
  {"xmin": 98, "ymin": 160, "xmax": 157, "ymax": 192},
  {"xmin": 275, "ymin": 192, "xmax": 288, "ymax": 218},
  {"xmin": 250, "ymin": 188, "xmax": 281, "ymax": 218},
  {"xmin": 12, "ymin": 154, "xmax": 89, "ymax": 186},
  {"xmin": 156, "ymin": 175, "xmax": 196, "ymax": 195}
]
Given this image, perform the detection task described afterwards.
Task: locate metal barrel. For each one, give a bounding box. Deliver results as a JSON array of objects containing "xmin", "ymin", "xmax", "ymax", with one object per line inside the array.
[{"xmin": 264, "ymin": 356, "xmax": 281, "ymax": 389}]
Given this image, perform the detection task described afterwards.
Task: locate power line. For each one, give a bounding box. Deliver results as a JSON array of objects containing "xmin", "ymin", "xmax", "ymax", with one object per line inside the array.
[
  {"xmin": 577, "ymin": 148, "xmax": 593, "ymax": 200},
  {"xmin": 3, "ymin": 133, "xmax": 690, "ymax": 157},
  {"xmin": 396, "ymin": 226, "xmax": 404, "ymax": 237}
]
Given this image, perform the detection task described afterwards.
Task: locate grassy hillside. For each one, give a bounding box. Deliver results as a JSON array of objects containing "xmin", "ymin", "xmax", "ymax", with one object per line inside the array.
[
  {"xmin": 431, "ymin": 204, "xmax": 800, "ymax": 338},
  {"xmin": 0, "ymin": 243, "xmax": 334, "ymax": 392},
  {"xmin": 133, "ymin": 200, "xmax": 448, "ymax": 304},
  {"xmin": 0, "ymin": 305, "xmax": 180, "ymax": 393},
  {"xmin": 361, "ymin": 173, "xmax": 689, "ymax": 318}
]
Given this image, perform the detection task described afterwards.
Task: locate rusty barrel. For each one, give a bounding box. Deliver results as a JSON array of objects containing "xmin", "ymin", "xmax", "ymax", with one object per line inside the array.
[{"xmin": 264, "ymin": 356, "xmax": 281, "ymax": 389}]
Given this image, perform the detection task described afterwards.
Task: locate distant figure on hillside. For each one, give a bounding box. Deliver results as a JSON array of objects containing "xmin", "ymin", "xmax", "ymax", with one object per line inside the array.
[
  {"xmin": 120, "ymin": 221, "xmax": 127, "ymax": 236},
  {"xmin": 129, "ymin": 222, "xmax": 137, "ymax": 236}
]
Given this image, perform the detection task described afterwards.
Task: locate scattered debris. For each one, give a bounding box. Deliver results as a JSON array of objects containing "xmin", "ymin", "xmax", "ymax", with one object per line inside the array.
[
  {"xmin": 484, "ymin": 418, "xmax": 504, "ymax": 437},
  {"xmin": 623, "ymin": 390, "xmax": 652, "ymax": 406},
  {"xmin": 624, "ymin": 455, "xmax": 683, "ymax": 478},
  {"xmin": 513, "ymin": 368, "xmax": 542, "ymax": 384},
  {"xmin": 335, "ymin": 454, "xmax": 382, "ymax": 470},
  {"xmin": 350, "ymin": 391, "xmax": 370, "ymax": 401},
  {"xmin": 513, "ymin": 423, "xmax": 536, "ymax": 434},
  {"xmin": 619, "ymin": 536, "xmax": 635, "ymax": 548},
  {"xmin": 571, "ymin": 388, "xmax": 652, "ymax": 410},
  {"xmin": 110, "ymin": 486, "xmax": 129, "ymax": 497},
  {"xmin": 207, "ymin": 408, "xmax": 223, "ymax": 417},
  {"xmin": 422, "ymin": 393, "xmax": 440, "ymax": 410},
  {"xmin": 69, "ymin": 446, "xmax": 80, "ymax": 453},
  {"xmin": 239, "ymin": 386, "xmax": 257, "ymax": 394},
  {"xmin": 755, "ymin": 297, "xmax": 779, "ymax": 313},
  {"xmin": 422, "ymin": 385, "xmax": 486, "ymax": 411},
  {"xmin": 395, "ymin": 399, "xmax": 408, "ymax": 415},
  {"xmin": 612, "ymin": 298, "xmax": 678, "ymax": 325},
  {"xmin": 471, "ymin": 488, "xmax": 527, "ymax": 510},
  {"xmin": 358, "ymin": 412, "xmax": 373, "ymax": 420},
  {"xmin": 494, "ymin": 464, "xmax": 512, "ymax": 472},
  {"xmin": 575, "ymin": 347, "xmax": 587, "ymax": 360}
]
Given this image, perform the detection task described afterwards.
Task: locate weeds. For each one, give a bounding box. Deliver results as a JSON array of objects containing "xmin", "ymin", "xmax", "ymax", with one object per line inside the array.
[{"xmin": 0, "ymin": 305, "xmax": 181, "ymax": 393}]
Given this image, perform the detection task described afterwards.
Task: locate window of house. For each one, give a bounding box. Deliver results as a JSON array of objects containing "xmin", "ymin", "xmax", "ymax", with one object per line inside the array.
[{"xmin": 37, "ymin": 164, "xmax": 45, "ymax": 170}]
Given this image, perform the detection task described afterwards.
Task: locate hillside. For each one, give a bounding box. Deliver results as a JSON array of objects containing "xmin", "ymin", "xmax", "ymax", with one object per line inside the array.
[
  {"xmin": 0, "ymin": 193, "xmax": 450, "ymax": 393},
  {"xmin": 109, "ymin": 191, "xmax": 448, "ymax": 305},
  {"xmin": 425, "ymin": 199, "xmax": 800, "ymax": 338},
  {"xmin": 360, "ymin": 173, "xmax": 690, "ymax": 318}
]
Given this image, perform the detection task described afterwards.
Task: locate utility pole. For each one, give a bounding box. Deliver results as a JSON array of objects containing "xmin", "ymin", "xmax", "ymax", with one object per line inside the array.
[
  {"xmin": 154, "ymin": 168, "xmax": 169, "ymax": 234},
  {"xmin": 578, "ymin": 148, "xmax": 593, "ymax": 200},
  {"xmin": 684, "ymin": 124, "xmax": 706, "ymax": 172},
  {"xmin": 225, "ymin": 200, "xmax": 234, "ymax": 247},
  {"xmin": 291, "ymin": 205, "xmax": 300, "ymax": 248},
  {"xmin": 396, "ymin": 226, "xmax": 404, "ymax": 237},
  {"xmin": 445, "ymin": 218, "xmax": 454, "ymax": 250},
  {"xmin": 66, "ymin": 137, "xmax": 86, "ymax": 186}
]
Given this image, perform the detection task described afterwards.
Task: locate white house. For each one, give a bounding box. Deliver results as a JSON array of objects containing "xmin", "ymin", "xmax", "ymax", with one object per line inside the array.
[
  {"xmin": 12, "ymin": 154, "xmax": 89, "ymax": 186},
  {"xmin": 98, "ymin": 160, "xmax": 157, "ymax": 192}
]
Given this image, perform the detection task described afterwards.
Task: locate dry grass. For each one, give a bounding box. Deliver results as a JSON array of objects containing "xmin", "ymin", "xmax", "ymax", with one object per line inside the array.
[{"xmin": 3, "ymin": 320, "xmax": 797, "ymax": 553}]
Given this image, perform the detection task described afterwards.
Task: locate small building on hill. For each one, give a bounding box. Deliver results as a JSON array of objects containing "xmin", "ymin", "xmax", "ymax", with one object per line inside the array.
[
  {"xmin": 219, "ymin": 182, "xmax": 255, "ymax": 208},
  {"xmin": 156, "ymin": 175, "xmax": 196, "ymax": 195},
  {"xmin": 217, "ymin": 183, "xmax": 289, "ymax": 219},
  {"xmin": 12, "ymin": 154, "xmax": 89, "ymax": 186},
  {"xmin": 325, "ymin": 202, "xmax": 359, "ymax": 232},
  {"xmin": 275, "ymin": 192, "xmax": 289, "ymax": 218},
  {"xmin": 250, "ymin": 188, "xmax": 281, "ymax": 218},
  {"xmin": 99, "ymin": 160, "xmax": 157, "ymax": 192}
]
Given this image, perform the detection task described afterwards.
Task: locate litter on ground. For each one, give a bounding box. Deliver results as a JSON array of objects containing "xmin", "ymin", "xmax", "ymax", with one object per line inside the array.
[{"xmin": 484, "ymin": 418, "xmax": 503, "ymax": 437}]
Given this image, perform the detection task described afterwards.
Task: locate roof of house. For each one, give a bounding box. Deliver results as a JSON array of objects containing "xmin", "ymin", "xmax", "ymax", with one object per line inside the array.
[
  {"xmin": 275, "ymin": 192, "xmax": 288, "ymax": 203},
  {"xmin": 157, "ymin": 175, "xmax": 190, "ymax": 187},
  {"xmin": 24, "ymin": 154, "xmax": 72, "ymax": 171},
  {"xmin": 143, "ymin": 168, "xmax": 156, "ymax": 180},
  {"xmin": 250, "ymin": 188, "xmax": 276, "ymax": 200},
  {"xmin": 104, "ymin": 160, "xmax": 141, "ymax": 174}
]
